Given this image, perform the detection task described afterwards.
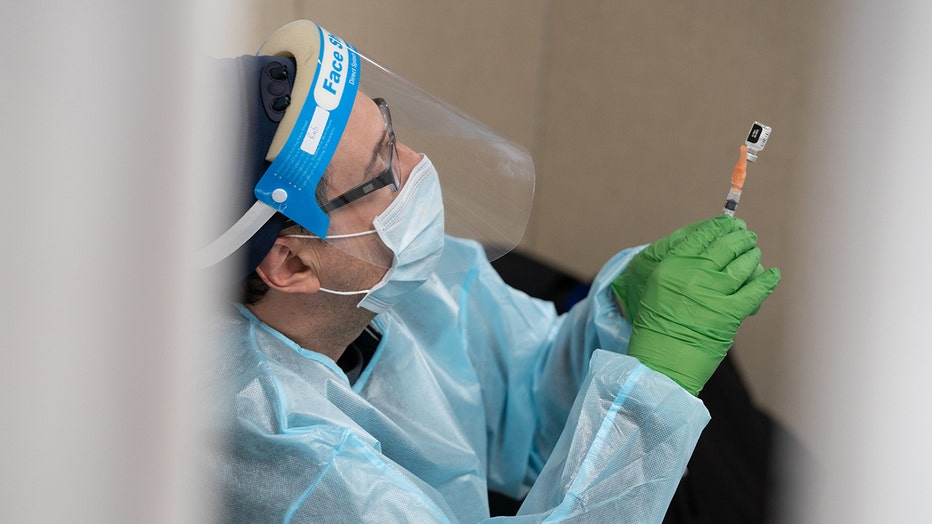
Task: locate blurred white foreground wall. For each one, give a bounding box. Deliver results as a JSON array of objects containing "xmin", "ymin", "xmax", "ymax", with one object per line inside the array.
[
  {"xmin": 0, "ymin": 2, "xmax": 242, "ymax": 522},
  {"xmin": 787, "ymin": 0, "xmax": 932, "ymax": 522}
]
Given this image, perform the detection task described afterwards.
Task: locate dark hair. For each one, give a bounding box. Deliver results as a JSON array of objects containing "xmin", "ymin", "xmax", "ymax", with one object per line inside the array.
[{"xmin": 240, "ymin": 270, "xmax": 270, "ymax": 305}]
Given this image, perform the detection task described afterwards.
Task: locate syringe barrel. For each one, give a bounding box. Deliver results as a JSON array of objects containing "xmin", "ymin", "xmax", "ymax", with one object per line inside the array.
[{"xmin": 722, "ymin": 187, "xmax": 742, "ymax": 216}]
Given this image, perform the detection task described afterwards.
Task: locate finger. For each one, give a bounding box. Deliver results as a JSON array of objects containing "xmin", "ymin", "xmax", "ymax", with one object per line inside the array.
[
  {"xmin": 750, "ymin": 263, "xmax": 765, "ymax": 281},
  {"xmin": 689, "ymin": 247, "xmax": 760, "ymax": 296},
  {"xmin": 670, "ymin": 215, "xmax": 744, "ymax": 257},
  {"xmin": 721, "ymin": 247, "xmax": 763, "ymax": 293},
  {"xmin": 732, "ymin": 267, "xmax": 781, "ymax": 316},
  {"xmin": 703, "ymin": 229, "xmax": 758, "ymax": 270}
]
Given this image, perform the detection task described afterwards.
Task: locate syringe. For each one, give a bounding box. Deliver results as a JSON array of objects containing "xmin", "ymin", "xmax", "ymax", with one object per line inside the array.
[{"xmin": 722, "ymin": 122, "xmax": 771, "ymax": 216}]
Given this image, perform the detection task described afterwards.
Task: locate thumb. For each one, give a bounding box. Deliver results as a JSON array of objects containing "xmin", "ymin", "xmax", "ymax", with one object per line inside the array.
[{"xmin": 670, "ymin": 215, "xmax": 742, "ymax": 258}]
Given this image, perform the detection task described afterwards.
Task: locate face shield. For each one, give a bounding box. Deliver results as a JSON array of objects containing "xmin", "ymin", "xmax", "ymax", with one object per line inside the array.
[{"xmin": 196, "ymin": 20, "xmax": 534, "ymax": 275}]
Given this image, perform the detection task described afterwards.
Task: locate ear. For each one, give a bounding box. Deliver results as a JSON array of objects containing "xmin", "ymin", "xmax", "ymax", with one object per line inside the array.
[{"xmin": 255, "ymin": 237, "xmax": 321, "ymax": 294}]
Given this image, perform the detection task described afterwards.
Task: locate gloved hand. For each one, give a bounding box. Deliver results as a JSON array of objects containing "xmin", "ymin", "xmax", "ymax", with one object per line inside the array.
[
  {"xmin": 626, "ymin": 216, "xmax": 780, "ymax": 396},
  {"xmin": 610, "ymin": 216, "xmax": 763, "ymax": 321}
]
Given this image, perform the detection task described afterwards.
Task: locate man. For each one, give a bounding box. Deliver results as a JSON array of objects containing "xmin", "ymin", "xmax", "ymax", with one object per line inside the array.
[{"xmin": 201, "ymin": 20, "xmax": 780, "ymax": 523}]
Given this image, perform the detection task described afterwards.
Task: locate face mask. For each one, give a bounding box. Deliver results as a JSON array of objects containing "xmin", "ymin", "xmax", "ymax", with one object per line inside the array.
[{"xmin": 288, "ymin": 155, "xmax": 445, "ymax": 313}]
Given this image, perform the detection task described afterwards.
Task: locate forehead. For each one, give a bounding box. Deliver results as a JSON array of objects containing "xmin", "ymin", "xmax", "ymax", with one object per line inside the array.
[
  {"xmin": 319, "ymin": 92, "xmax": 392, "ymax": 233},
  {"xmin": 327, "ymin": 93, "xmax": 383, "ymax": 187}
]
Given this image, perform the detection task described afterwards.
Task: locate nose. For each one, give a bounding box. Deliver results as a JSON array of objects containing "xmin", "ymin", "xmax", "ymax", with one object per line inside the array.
[{"xmin": 394, "ymin": 141, "xmax": 422, "ymax": 189}]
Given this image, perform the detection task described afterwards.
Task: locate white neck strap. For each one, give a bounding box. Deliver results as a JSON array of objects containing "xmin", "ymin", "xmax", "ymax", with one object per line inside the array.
[{"xmin": 194, "ymin": 201, "xmax": 277, "ymax": 268}]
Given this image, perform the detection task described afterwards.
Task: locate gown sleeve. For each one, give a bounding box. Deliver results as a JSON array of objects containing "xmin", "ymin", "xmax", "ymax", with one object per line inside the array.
[{"xmin": 458, "ymin": 242, "xmax": 710, "ymax": 522}]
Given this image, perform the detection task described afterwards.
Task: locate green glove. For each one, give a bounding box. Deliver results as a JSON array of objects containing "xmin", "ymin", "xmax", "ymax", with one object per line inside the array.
[
  {"xmin": 610, "ymin": 216, "xmax": 758, "ymax": 321},
  {"xmin": 626, "ymin": 220, "xmax": 780, "ymax": 396}
]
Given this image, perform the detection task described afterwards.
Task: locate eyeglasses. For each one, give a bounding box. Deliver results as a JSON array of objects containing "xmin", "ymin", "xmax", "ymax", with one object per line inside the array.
[{"xmin": 320, "ymin": 98, "xmax": 399, "ymax": 213}]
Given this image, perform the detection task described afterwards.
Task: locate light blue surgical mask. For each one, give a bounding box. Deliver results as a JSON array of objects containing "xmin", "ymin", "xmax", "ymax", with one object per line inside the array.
[{"xmin": 288, "ymin": 155, "xmax": 445, "ymax": 313}]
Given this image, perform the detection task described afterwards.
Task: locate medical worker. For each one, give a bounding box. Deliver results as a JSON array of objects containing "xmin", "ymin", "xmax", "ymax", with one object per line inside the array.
[{"xmin": 199, "ymin": 20, "xmax": 781, "ymax": 523}]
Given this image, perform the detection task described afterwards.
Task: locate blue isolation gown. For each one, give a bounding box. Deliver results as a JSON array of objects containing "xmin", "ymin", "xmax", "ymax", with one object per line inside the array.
[{"xmin": 204, "ymin": 238, "xmax": 710, "ymax": 523}]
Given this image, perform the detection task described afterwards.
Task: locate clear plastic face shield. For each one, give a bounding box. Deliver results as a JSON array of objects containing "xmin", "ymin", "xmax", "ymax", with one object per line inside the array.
[{"xmin": 196, "ymin": 20, "xmax": 534, "ymax": 275}]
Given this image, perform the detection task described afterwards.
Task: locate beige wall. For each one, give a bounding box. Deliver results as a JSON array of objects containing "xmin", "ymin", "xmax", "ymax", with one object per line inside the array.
[
  {"xmin": 215, "ymin": 0, "xmax": 821, "ymax": 449},
  {"xmin": 530, "ymin": 2, "xmax": 821, "ymax": 451}
]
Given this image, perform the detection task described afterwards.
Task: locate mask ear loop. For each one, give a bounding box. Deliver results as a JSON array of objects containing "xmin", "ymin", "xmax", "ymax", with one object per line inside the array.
[
  {"xmin": 318, "ymin": 287, "xmax": 369, "ymax": 296},
  {"xmin": 284, "ymin": 230, "xmax": 380, "ymax": 296},
  {"xmin": 285, "ymin": 231, "xmax": 376, "ymax": 240}
]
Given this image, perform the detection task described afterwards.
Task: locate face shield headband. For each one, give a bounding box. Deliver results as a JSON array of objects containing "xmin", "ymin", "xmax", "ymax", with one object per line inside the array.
[
  {"xmin": 195, "ymin": 21, "xmax": 358, "ymax": 269},
  {"xmin": 196, "ymin": 20, "xmax": 535, "ymax": 275}
]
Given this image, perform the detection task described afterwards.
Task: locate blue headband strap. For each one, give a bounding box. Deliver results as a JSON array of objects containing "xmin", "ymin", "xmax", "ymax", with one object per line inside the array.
[{"xmin": 254, "ymin": 25, "xmax": 360, "ymax": 238}]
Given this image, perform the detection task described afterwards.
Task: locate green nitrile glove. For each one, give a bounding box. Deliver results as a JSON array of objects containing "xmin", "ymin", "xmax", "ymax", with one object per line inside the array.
[
  {"xmin": 610, "ymin": 216, "xmax": 755, "ymax": 321},
  {"xmin": 626, "ymin": 223, "xmax": 781, "ymax": 396}
]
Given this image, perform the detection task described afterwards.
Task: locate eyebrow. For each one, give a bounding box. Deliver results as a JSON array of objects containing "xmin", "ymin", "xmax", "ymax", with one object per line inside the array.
[
  {"xmin": 361, "ymin": 106, "xmax": 389, "ymax": 180},
  {"xmin": 362, "ymin": 134, "xmax": 384, "ymax": 179}
]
